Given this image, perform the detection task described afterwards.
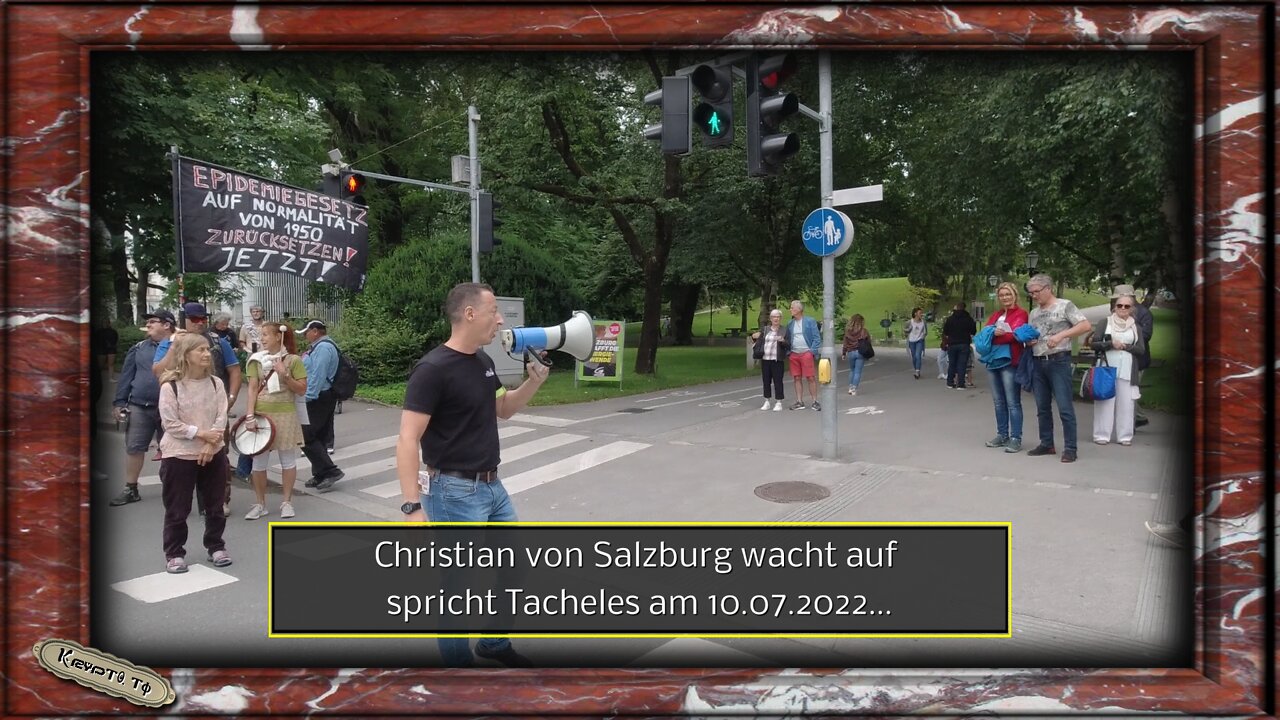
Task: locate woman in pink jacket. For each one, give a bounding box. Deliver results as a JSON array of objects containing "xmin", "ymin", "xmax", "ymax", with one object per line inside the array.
[{"xmin": 157, "ymin": 332, "xmax": 232, "ymax": 573}]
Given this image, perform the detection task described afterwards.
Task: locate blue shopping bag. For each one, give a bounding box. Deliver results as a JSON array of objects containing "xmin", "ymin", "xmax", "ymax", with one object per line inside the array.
[{"xmin": 1080, "ymin": 358, "xmax": 1117, "ymax": 401}]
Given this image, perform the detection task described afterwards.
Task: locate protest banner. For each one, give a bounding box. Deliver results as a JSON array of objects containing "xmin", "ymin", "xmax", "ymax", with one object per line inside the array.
[{"xmin": 173, "ymin": 156, "xmax": 369, "ymax": 291}]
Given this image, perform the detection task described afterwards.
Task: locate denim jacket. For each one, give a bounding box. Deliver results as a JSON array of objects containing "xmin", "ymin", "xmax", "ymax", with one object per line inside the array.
[{"xmin": 787, "ymin": 316, "xmax": 822, "ymax": 355}]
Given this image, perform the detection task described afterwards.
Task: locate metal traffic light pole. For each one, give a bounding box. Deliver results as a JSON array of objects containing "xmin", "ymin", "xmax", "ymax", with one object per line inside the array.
[
  {"xmin": 468, "ymin": 105, "xmax": 481, "ymax": 283},
  {"xmin": 323, "ymin": 105, "xmax": 485, "ymax": 283},
  {"xmin": 655, "ymin": 51, "xmax": 856, "ymax": 459},
  {"xmin": 817, "ymin": 50, "xmax": 837, "ymax": 461}
]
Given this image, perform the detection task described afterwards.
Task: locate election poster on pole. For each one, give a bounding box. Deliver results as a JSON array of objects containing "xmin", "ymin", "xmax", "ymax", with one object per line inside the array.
[
  {"xmin": 576, "ymin": 320, "xmax": 624, "ymax": 386},
  {"xmin": 173, "ymin": 155, "xmax": 370, "ymax": 291}
]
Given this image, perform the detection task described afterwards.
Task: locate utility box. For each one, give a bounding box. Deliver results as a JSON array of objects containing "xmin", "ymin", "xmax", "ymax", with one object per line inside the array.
[{"xmin": 482, "ymin": 296, "xmax": 525, "ymax": 387}]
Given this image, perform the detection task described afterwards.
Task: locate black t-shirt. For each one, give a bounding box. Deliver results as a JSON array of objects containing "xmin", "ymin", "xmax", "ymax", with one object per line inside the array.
[{"xmin": 403, "ymin": 346, "xmax": 503, "ymax": 471}]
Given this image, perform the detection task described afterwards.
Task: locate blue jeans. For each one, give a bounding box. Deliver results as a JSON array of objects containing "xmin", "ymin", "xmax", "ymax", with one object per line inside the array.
[
  {"xmin": 908, "ymin": 340, "xmax": 924, "ymax": 372},
  {"xmin": 1031, "ymin": 353, "xmax": 1077, "ymax": 452},
  {"xmin": 847, "ymin": 353, "xmax": 865, "ymax": 389},
  {"xmin": 236, "ymin": 451, "xmax": 253, "ymax": 477},
  {"xmin": 987, "ymin": 366, "xmax": 1022, "ymax": 440},
  {"xmin": 423, "ymin": 472, "xmax": 517, "ymax": 666},
  {"xmin": 947, "ymin": 345, "xmax": 970, "ymax": 387}
]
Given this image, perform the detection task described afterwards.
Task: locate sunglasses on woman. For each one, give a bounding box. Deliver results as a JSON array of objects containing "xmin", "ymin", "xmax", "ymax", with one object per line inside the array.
[{"xmin": 1115, "ymin": 303, "xmax": 1132, "ymax": 308}]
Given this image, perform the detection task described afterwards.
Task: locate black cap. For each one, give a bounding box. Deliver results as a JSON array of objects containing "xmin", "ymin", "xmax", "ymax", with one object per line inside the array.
[{"xmin": 144, "ymin": 309, "xmax": 176, "ymax": 325}]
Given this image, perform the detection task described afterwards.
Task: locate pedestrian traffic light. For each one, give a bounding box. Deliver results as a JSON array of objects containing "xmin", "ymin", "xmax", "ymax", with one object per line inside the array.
[
  {"xmin": 690, "ymin": 63, "xmax": 733, "ymax": 148},
  {"xmin": 340, "ymin": 171, "xmax": 366, "ymax": 205},
  {"xmin": 478, "ymin": 191, "xmax": 502, "ymax": 252},
  {"xmin": 641, "ymin": 75, "xmax": 691, "ymax": 156},
  {"xmin": 746, "ymin": 52, "xmax": 800, "ymax": 177}
]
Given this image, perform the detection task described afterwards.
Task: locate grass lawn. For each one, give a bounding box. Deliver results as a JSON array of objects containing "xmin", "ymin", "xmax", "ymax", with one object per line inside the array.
[
  {"xmin": 1135, "ymin": 307, "xmax": 1184, "ymax": 415},
  {"xmin": 360, "ymin": 280, "xmax": 1186, "ymax": 415},
  {"xmin": 633, "ymin": 277, "xmax": 1114, "ymax": 340},
  {"xmin": 357, "ymin": 345, "xmax": 758, "ymax": 408}
]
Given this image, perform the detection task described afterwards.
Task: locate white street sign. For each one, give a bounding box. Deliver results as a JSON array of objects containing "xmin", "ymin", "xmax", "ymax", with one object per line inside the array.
[{"xmin": 832, "ymin": 184, "xmax": 883, "ymax": 208}]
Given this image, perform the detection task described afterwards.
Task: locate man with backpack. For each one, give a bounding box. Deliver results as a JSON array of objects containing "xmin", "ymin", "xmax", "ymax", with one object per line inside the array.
[
  {"xmin": 298, "ymin": 320, "xmax": 348, "ymax": 492},
  {"xmin": 153, "ymin": 302, "xmax": 243, "ymax": 515}
]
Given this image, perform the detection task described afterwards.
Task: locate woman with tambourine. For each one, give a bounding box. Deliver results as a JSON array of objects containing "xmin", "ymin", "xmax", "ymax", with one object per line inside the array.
[{"xmin": 240, "ymin": 320, "xmax": 308, "ymax": 520}]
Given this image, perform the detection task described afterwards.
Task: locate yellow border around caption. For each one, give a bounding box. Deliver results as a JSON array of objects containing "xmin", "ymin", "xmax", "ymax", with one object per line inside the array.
[{"xmin": 267, "ymin": 521, "xmax": 1012, "ymax": 639}]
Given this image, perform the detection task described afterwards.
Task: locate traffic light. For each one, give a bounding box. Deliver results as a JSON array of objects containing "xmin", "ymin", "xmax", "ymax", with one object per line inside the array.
[
  {"xmin": 690, "ymin": 63, "xmax": 733, "ymax": 148},
  {"xmin": 320, "ymin": 165, "xmax": 341, "ymax": 197},
  {"xmin": 745, "ymin": 52, "xmax": 800, "ymax": 177},
  {"xmin": 340, "ymin": 170, "xmax": 366, "ymax": 205},
  {"xmin": 478, "ymin": 191, "xmax": 502, "ymax": 253},
  {"xmin": 641, "ymin": 75, "xmax": 691, "ymax": 156}
]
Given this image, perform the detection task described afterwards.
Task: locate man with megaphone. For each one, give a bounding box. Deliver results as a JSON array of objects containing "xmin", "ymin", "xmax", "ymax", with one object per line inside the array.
[{"xmin": 395, "ymin": 282, "xmax": 552, "ymax": 668}]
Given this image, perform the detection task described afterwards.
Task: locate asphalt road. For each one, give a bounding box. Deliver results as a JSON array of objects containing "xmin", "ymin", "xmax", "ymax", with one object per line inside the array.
[{"xmin": 90, "ymin": 347, "xmax": 1190, "ymax": 668}]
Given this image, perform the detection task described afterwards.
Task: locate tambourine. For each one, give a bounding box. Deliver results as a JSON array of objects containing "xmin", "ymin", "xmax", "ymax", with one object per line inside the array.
[{"xmin": 230, "ymin": 414, "xmax": 276, "ymax": 457}]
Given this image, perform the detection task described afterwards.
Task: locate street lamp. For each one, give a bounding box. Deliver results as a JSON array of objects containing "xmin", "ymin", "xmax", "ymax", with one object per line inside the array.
[
  {"xmin": 1024, "ymin": 251, "xmax": 1040, "ymax": 310},
  {"xmin": 987, "ymin": 274, "xmax": 999, "ymax": 288}
]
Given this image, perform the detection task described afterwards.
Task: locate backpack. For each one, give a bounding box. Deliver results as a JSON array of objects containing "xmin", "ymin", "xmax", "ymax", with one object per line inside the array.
[
  {"xmin": 325, "ymin": 340, "xmax": 359, "ymax": 401},
  {"xmin": 202, "ymin": 332, "xmax": 230, "ymax": 387}
]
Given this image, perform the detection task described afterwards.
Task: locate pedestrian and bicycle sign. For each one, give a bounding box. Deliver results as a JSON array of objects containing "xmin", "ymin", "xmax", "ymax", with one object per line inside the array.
[{"xmin": 801, "ymin": 207, "xmax": 854, "ymax": 257}]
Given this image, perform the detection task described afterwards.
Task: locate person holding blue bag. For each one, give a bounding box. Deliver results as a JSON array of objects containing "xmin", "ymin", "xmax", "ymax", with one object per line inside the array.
[
  {"xmin": 1089, "ymin": 294, "xmax": 1145, "ymax": 446},
  {"xmin": 978, "ymin": 282, "xmax": 1029, "ymax": 453}
]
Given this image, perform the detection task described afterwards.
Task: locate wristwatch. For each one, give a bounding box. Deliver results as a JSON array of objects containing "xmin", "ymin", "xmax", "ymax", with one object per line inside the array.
[{"xmin": 400, "ymin": 501, "xmax": 422, "ymax": 515}]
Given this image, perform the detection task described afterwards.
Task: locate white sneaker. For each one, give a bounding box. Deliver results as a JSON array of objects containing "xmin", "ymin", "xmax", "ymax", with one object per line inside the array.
[
  {"xmin": 761, "ymin": 400, "xmax": 772, "ymax": 410},
  {"xmin": 279, "ymin": 501, "xmax": 295, "ymax": 519},
  {"xmin": 244, "ymin": 503, "xmax": 268, "ymax": 520},
  {"xmin": 773, "ymin": 401, "xmax": 784, "ymax": 411}
]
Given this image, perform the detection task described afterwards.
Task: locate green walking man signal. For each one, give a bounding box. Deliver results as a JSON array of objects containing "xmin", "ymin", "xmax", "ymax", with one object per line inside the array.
[{"xmin": 691, "ymin": 63, "xmax": 734, "ymax": 148}]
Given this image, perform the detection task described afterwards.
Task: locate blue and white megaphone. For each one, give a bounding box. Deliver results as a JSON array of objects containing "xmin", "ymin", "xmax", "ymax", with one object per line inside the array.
[{"xmin": 501, "ymin": 310, "xmax": 595, "ymax": 365}]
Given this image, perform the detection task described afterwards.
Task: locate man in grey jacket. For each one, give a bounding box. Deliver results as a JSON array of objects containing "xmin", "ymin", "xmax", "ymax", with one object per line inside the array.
[{"xmin": 109, "ymin": 309, "xmax": 175, "ymax": 506}]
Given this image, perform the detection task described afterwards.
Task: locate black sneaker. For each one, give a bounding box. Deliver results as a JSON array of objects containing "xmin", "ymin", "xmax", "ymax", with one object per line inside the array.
[
  {"xmin": 1134, "ymin": 416, "xmax": 1150, "ymax": 428},
  {"xmin": 475, "ymin": 644, "xmax": 533, "ymax": 668},
  {"xmin": 304, "ymin": 476, "xmax": 321, "ymax": 488},
  {"xmin": 1060, "ymin": 450, "xmax": 1077, "ymax": 463},
  {"xmin": 314, "ymin": 470, "xmax": 345, "ymax": 493},
  {"xmin": 109, "ymin": 485, "xmax": 141, "ymax": 506},
  {"xmin": 1026, "ymin": 445, "xmax": 1057, "ymax": 457}
]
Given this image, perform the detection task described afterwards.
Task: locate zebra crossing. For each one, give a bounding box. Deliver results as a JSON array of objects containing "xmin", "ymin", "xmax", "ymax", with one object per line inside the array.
[{"xmin": 111, "ymin": 416, "xmax": 654, "ymax": 605}]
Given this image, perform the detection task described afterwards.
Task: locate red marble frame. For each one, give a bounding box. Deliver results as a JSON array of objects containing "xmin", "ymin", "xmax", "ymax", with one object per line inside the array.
[{"xmin": 3, "ymin": 3, "xmax": 1271, "ymax": 716}]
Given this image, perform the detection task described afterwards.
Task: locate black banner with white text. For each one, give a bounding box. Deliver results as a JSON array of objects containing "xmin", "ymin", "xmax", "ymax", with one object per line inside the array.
[{"xmin": 174, "ymin": 156, "xmax": 369, "ymax": 291}]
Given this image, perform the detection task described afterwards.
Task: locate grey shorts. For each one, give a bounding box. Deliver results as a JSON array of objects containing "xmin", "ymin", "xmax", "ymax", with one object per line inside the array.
[{"xmin": 124, "ymin": 403, "xmax": 163, "ymax": 454}]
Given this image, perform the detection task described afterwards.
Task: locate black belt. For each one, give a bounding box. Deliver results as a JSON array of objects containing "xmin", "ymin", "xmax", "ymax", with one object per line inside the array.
[
  {"xmin": 128, "ymin": 401, "xmax": 155, "ymax": 408},
  {"xmin": 431, "ymin": 468, "xmax": 499, "ymax": 483}
]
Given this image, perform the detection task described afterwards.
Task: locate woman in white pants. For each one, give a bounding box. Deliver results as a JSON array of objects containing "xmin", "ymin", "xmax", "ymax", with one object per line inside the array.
[{"xmin": 1090, "ymin": 295, "xmax": 1146, "ymax": 446}]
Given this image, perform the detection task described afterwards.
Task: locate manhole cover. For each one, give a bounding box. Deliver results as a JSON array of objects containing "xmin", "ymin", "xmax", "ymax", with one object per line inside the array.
[
  {"xmin": 754, "ymin": 481, "xmax": 831, "ymax": 503},
  {"xmin": 615, "ymin": 407, "xmax": 652, "ymax": 414}
]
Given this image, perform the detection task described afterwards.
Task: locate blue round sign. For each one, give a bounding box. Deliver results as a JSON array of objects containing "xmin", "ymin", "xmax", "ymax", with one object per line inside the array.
[{"xmin": 801, "ymin": 208, "xmax": 854, "ymax": 257}]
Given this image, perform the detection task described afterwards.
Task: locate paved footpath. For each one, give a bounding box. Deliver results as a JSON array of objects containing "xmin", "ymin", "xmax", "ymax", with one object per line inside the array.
[{"xmin": 91, "ymin": 347, "xmax": 1188, "ymax": 669}]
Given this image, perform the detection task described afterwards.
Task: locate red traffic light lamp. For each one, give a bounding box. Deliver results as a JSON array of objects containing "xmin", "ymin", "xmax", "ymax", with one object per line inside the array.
[{"xmin": 340, "ymin": 171, "xmax": 366, "ymax": 205}]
